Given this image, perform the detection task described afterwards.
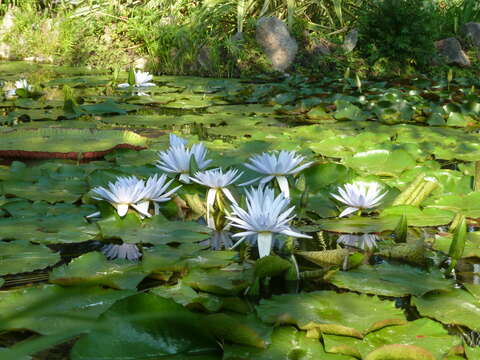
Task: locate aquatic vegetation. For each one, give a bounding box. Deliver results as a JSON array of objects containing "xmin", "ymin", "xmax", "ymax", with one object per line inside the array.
[{"xmin": 1, "ymin": 62, "xmax": 480, "ymax": 359}]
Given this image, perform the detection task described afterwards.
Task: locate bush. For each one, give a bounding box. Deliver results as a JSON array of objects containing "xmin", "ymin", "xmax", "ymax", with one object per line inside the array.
[{"xmin": 357, "ymin": 0, "xmax": 440, "ymax": 68}]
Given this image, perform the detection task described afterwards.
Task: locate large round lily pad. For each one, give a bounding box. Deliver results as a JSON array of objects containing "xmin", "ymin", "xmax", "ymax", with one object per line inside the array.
[
  {"xmin": 70, "ymin": 294, "xmax": 220, "ymax": 360},
  {"xmin": 412, "ymin": 288, "xmax": 480, "ymax": 332},
  {"xmin": 0, "ymin": 128, "xmax": 148, "ymax": 159},
  {"xmin": 328, "ymin": 263, "xmax": 454, "ymax": 297},
  {"xmin": 256, "ymin": 291, "xmax": 406, "ymax": 338},
  {"xmin": 0, "ymin": 240, "xmax": 61, "ymax": 276}
]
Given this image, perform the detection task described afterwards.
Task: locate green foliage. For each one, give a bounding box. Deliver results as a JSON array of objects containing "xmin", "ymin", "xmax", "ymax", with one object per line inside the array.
[{"xmin": 357, "ymin": 0, "xmax": 439, "ymax": 68}]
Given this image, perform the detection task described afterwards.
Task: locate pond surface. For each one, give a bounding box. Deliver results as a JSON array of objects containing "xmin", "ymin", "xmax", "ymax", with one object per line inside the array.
[{"xmin": 1, "ymin": 61, "xmax": 480, "ymax": 359}]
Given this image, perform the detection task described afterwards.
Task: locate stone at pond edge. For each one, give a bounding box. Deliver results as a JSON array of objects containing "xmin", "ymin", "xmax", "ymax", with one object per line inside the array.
[
  {"xmin": 434, "ymin": 38, "xmax": 471, "ymax": 67},
  {"xmin": 255, "ymin": 16, "xmax": 298, "ymax": 72},
  {"xmin": 461, "ymin": 22, "xmax": 480, "ymax": 48},
  {"xmin": 343, "ymin": 29, "xmax": 358, "ymax": 53}
]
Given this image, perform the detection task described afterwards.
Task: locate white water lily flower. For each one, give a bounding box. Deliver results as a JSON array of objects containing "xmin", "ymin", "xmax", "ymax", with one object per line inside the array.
[
  {"xmin": 15, "ymin": 79, "xmax": 33, "ymax": 92},
  {"xmin": 226, "ymin": 186, "xmax": 311, "ymax": 258},
  {"xmin": 101, "ymin": 243, "xmax": 142, "ymax": 261},
  {"xmin": 118, "ymin": 70, "xmax": 156, "ymax": 88},
  {"xmin": 156, "ymin": 143, "xmax": 212, "ymax": 183},
  {"xmin": 169, "ymin": 133, "xmax": 188, "ymax": 147},
  {"xmin": 241, "ymin": 150, "xmax": 313, "ymax": 198},
  {"xmin": 331, "ymin": 182, "xmax": 387, "ymax": 217},
  {"xmin": 135, "ymin": 173, "xmax": 181, "ymax": 215},
  {"xmin": 337, "ymin": 233, "xmax": 379, "ymax": 250},
  {"xmin": 91, "ymin": 176, "xmax": 150, "ymax": 217},
  {"xmin": 190, "ymin": 168, "xmax": 243, "ymax": 227}
]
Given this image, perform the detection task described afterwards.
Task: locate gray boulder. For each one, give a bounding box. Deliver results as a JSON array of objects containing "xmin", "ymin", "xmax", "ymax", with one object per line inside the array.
[
  {"xmin": 343, "ymin": 29, "xmax": 358, "ymax": 53},
  {"xmin": 435, "ymin": 37, "xmax": 470, "ymax": 67},
  {"xmin": 255, "ymin": 16, "xmax": 297, "ymax": 72},
  {"xmin": 461, "ymin": 22, "xmax": 480, "ymax": 48}
]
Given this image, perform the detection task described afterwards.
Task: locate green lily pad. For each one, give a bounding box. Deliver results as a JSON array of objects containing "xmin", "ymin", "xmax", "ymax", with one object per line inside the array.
[
  {"xmin": 0, "ymin": 128, "xmax": 148, "ymax": 159},
  {"xmin": 344, "ymin": 149, "xmax": 416, "ymax": 176},
  {"xmin": 183, "ymin": 266, "xmax": 253, "ymax": 296},
  {"xmin": 70, "ymin": 293, "xmax": 220, "ymax": 360},
  {"xmin": 97, "ymin": 214, "xmax": 211, "ymax": 245},
  {"xmin": 0, "ymin": 284, "xmax": 134, "ymax": 334},
  {"xmin": 0, "ymin": 210, "xmax": 98, "ymax": 244},
  {"xmin": 0, "ymin": 240, "xmax": 61, "ymax": 276},
  {"xmin": 256, "ymin": 291, "xmax": 406, "ymax": 338},
  {"xmin": 206, "ymin": 313, "xmax": 272, "ymax": 348},
  {"xmin": 412, "ymin": 288, "xmax": 480, "ymax": 332},
  {"xmin": 224, "ymin": 326, "xmax": 355, "ymax": 360},
  {"xmin": 328, "ymin": 262, "xmax": 454, "ymax": 297},
  {"xmin": 150, "ymin": 281, "xmax": 223, "ymax": 312},
  {"xmin": 324, "ymin": 318, "xmax": 460, "ymax": 359},
  {"xmin": 50, "ymin": 252, "xmax": 147, "ymax": 290},
  {"xmin": 315, "ymin": 216, "xmax": 398, "ymax": 234}
]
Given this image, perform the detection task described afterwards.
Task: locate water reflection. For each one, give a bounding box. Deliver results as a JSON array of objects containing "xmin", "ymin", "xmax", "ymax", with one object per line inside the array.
[{"xmin": 337, "ymin": 233, "xmax": 379, "ymax": 251}]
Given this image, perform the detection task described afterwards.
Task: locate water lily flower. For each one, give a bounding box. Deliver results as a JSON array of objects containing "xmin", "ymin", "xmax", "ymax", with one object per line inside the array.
[
  {"xmin": 118, "ymin": 70, "xmax": 156, "ymax": 88},
  {"xmin": 15, "ymin": 79, "xmax": 33, "ymax": 92},
  {"xmin": 337, "ymin": 233, "xmax": 379, "ymax": 250},
  {"xmin": 101, "ymin": 243, "xmax": 141, "ymax": 261},
  {"xmin": 91, "ymin": 176, "xmax": 150, "ymax": 217},
  {"xmin": 190, "ymin": 168, "xmax": 243, "ymax": 227},
  {"xmin": 156, "ymin": 142, "xmax": 212, "ymax": 183},
  {"xmin": 169, "ymin": 133, "xmax": 188, "ymax": 147},
  {"xmin": 331, "ymin": 182, "xmax": 386, "ymax": 217},
  {"xmin": 241, "ymin": 150, "xmax": 313, "ymax": 198},
  {"xmin": 226, "ymin": 186, "xmax": 311, "ymax": 258},
  {"xmin": 135, "ymin": 173, "xmax": 182, "ymax": 215}
]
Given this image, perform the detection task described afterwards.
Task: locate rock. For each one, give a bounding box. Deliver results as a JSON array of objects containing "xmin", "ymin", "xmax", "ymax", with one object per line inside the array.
[
  {"xmin": 133, "ymin": 57, "xmax": 148, "ymax": 70},
  {"xmin": 0, "ymin": 10, "xmax": 15, "ymax": 34},
  {"xmin": 343, "ymin": 29, "xmax": 358, "ymax": 53},
  {"xmin": 197, "ymin": 45, "xmax": 212, "ymax": 70},
  {"xmin": 0, "ymin": 42, "xmax": 10, "ymax": 59},
  {"xmin": 461, "ymin": 22, "xmax": 480, "ymax": 48},
  {"xmin": 255, "ymin": 16, "xmax": 298, "ymax": 72},
  {"xmin": 434, "ymin": 37, "xmax": 470, "ymax": 67}
]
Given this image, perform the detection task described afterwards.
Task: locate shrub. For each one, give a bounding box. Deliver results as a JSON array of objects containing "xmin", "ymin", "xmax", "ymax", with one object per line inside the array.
[{"xmin": 357, "ymin": 0, "xmax": 440, "ymax": 68}]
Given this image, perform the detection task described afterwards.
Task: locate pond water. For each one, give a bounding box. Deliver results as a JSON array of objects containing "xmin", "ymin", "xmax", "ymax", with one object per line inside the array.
[{"xmin": 1, "ymin": 61, "xmax": 480, "ymax": 359}]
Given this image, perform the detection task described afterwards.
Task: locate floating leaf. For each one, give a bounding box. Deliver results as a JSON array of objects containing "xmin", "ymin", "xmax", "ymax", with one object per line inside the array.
[
  {"xmin": 0, "ymin": 284, "xmax": 134, "ymax": 334},
  {"xmin": 0, "ymin": 128, "xmax": 147, "ymax": 159},
  {"xmin": 70, "ymin": 294, "xmax": 220, "ymax": 360},
  {"xmin": 256, "ymin": 291, "xmax": 406, "ymax": 337},
  {"xmin": 328, "ymin": 263, "xmax": 454, "ymax": 297},
  {"xmin": 50, "ymin": 252, "xmax": 147, "ymax": 290},
  {"xmin": 324, "ymin": 318, "xmax": 460, "ymax": 359},
  {"xmin": 0, "ymin": 240, "xmax": 60, "ymax": 276},
  {"xmin": 413, "ymin": 288, "xmax": 480, "ymax": 332}
]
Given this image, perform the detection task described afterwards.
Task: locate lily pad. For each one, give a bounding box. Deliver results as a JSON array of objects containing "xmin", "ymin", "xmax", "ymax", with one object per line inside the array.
[
  {"xmin": 412, "ymin": 288, "xmax": 480, "ymax": 332},
  {"xmin": 70, "ymin": 293, "xmax": 220, "ymax": 360},
  {"xmin": 224, "ymin": 326, "xmax": 355, "ymax": 360},
  {"xmin": 0, "ymin": 284, "xmax": 134, "ymax": 334},
  {"xmin": 256, "ymin": 291, "xmax": 406, "ymax": 338},
  {"xmin": 50, "ymin": 252, "xmax": 147, "ymax": 290},
  {"xmin": 328, "ymin": 262, "xmax": 454, "ymax": 297},
  {"xmin": 183, "ymin": 266, "xmax": 253, "ymax": 296},
  {"xmin": 324, "ymin": 318, "xmax": 460, "ymax": 359},
  {"xmin": 150, "ymin": 281, "xmax": 223, "ymax": 312},
  {"xmin": 0, "ymin": 240, "xmax": 61, "ymax": 276},
  {"xmin": 0, "ymin": 128, "xmax": 148, "ymax": 159}
]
